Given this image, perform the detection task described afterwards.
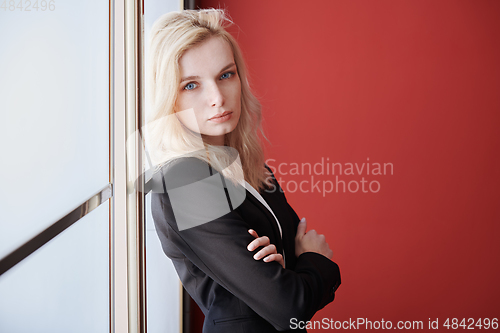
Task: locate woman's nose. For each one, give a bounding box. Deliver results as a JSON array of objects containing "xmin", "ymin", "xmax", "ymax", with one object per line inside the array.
[{"xmin": 208, "ymin": 84, "xmax": 225, "ymax": 107}]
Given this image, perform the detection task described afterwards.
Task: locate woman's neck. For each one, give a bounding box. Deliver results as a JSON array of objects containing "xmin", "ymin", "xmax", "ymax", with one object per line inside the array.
[{"xmin": 202, "ymin": 134, "xmax": 226, "ymax": 146}]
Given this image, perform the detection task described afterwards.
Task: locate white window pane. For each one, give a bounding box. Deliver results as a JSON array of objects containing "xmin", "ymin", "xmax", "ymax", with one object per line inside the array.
[
  {"xmin": 146, "ymin": 193, "xmax": 182, "ymax": 333},
  {"xmin": 144, "ymin": 1, "xmax": 183, "ymax": 332},
  {"xmin": 0, "ymin": 203, "xmax": 109, "ymax": 333},
  {"xmin": 0, "ymin": 2, "xmax": 109, "ymax": 258}
]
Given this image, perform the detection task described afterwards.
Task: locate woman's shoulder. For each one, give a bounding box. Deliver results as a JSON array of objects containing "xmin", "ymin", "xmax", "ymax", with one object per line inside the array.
[
  {"xmin": 263, "ymin": 163, "xmax": 274, "ymax": 177},
  {"xmin": 148, "ymin": 156, "xmax": 212, "ymax": 194},
  {"xmin": 162, "ymin": 156, "xmax": 211, "ymax": 181}
]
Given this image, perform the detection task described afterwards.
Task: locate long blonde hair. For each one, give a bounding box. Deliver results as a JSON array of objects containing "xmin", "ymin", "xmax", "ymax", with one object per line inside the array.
[{"xmin": 147, "ymin": 9, "xmax": 272, "ymax": 191}]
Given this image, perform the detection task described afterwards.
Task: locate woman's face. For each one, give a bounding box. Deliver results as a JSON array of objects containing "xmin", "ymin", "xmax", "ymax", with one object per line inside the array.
[{"xmin": 175, "ymin": 36, "xmax": 242, "ymax": 146}]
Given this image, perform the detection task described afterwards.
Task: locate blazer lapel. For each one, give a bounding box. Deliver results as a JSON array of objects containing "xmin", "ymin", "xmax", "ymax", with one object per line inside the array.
[{"xmin": 243, "ymin": 188, "xmax": 284, "ymax": 256}]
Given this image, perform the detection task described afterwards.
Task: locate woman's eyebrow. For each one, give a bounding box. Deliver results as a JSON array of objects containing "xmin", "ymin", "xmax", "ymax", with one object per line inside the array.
[
  {"xmin": 180, "ymin": 63, "xmax": 236, "ymax": 83},
  {"xmin": 218, "ymin": 62, "xmax": 236, "ymax": 73}
]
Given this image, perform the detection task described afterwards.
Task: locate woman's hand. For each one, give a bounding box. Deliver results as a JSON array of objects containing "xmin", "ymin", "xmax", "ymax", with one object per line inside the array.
[
  {"xmin": 247, "ymin": 229, "xmax": 285, "ymax": 268},
  {"xmin": 295, "ymin": 218, "xmax": 333, "ymax": 259}
]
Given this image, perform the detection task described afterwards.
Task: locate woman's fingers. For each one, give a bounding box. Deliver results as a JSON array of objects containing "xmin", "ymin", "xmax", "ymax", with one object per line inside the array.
[
  {"xmin": 264, "ymin": 253, "xmax": 285, "ymax": 269},
  {"xmin": 247, "ymin": 229, "xmax": 284, "ymax": 268},
  {"xmin": 248, "ymin": 229, "xmax": 258, "ymax": 238},
  {"xmin": 263, "ymin": 253, "xmax": 282, "ymax": 262},
  {"xmin": 253, "ymin": 244, "xmax": 277, "ymax": 260},
  {"xmin": 295, "ymin": 217, "xmax": 307, "ymax": 239},
  {"xmin": 247, "ymin": 234, "xmax": 270, "ymax": 251},
  {"xmin": 264, "ymin": 253, "xmax": 283, "ymax": 264},
  {"xmin": 255, "ymin": 245, "xmax": 284, "ymax": 268}
]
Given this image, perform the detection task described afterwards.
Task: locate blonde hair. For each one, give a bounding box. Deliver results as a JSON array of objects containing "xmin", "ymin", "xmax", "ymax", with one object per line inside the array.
[{"xmin": 147, "ymin": 9, "xmax": 272, "ymax": 191}]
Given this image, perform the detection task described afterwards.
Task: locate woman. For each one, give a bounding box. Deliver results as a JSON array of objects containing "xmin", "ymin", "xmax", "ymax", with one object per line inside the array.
[{"xmin": 147, "ymin": 9, "xmax": 341, "ymax": 333}]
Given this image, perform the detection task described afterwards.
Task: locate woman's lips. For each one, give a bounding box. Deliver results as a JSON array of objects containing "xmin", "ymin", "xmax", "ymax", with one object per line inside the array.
[{"xmin": 209, "ymin": 111, "xmax": 233, "ymax": 123}]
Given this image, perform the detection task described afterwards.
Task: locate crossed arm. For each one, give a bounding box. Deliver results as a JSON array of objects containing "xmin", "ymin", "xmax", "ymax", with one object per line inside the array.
[
  {"xmin": 248, "ymin": 216, "xmax": 334, "ymax": 270},
  {"xmin": 152, "ymin": 158, "xmax": 341, "ymax": 331},
  {"xmin": 159, "ymin": 206, "xmax": 340, "ymax": 331}
]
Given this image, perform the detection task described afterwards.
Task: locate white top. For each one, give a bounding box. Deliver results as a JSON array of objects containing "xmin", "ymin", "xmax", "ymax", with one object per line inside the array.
[{"xmin": 244, "ymin": 181, "xmax": 286, "ymax": 267}]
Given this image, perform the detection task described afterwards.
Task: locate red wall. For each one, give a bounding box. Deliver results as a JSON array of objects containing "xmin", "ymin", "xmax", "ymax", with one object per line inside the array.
[{"xmin": 197, "ymin": 0, "xmax": 500, "ymax": 331}]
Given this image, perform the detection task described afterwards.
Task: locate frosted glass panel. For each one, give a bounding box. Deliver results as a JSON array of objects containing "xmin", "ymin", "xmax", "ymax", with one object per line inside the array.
[
  {"xmin": 0, "ymin": 203, "xmax": 109, "ymax": 333},
  {"xmin": 146, "ymin": 193, "xmax": 182, "ymax": 333},
  {"xmin": 144, "ymin": 1, "xmax": 183, "ymax": 332},
  {"xmin": 0, "ymin": 1, "xmax": 109, "ymax": 258},
  {"xmin": 144, "ymin": 0, "xmax": 181, "ymax": 119}
]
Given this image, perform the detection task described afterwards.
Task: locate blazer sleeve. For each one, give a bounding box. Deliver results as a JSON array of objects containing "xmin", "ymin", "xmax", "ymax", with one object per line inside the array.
[
  {"xmin": 152, "ymin": 157, "xmax": 341, "ymax": 331},
  {"xmin": 266, "ymin": 164, "xmax": 341, "ymax": 310},
  {"xmin": 263, "ymin": 163, "xmax": 341, "ymax": 309}
]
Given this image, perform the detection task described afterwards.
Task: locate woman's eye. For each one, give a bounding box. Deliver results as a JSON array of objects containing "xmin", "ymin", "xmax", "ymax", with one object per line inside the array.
[
  {"xmin": 220, "ymin": 72, "xmax": 234, "ymax": 80},
  {"xmin": 184, "ymin": 82, "xmax": 197, "ymax": 90}
]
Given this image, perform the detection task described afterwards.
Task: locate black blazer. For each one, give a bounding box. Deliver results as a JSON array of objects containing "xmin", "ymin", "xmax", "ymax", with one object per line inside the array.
[{"xmin": 150, "ymin": 157, "xmax": 341, "ymax": 333}]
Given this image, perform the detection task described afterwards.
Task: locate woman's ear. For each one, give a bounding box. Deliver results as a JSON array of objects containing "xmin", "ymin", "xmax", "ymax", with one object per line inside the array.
[{"xmin": 173, "ymin": 98, "xmax": 179, "ymax": 113}]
